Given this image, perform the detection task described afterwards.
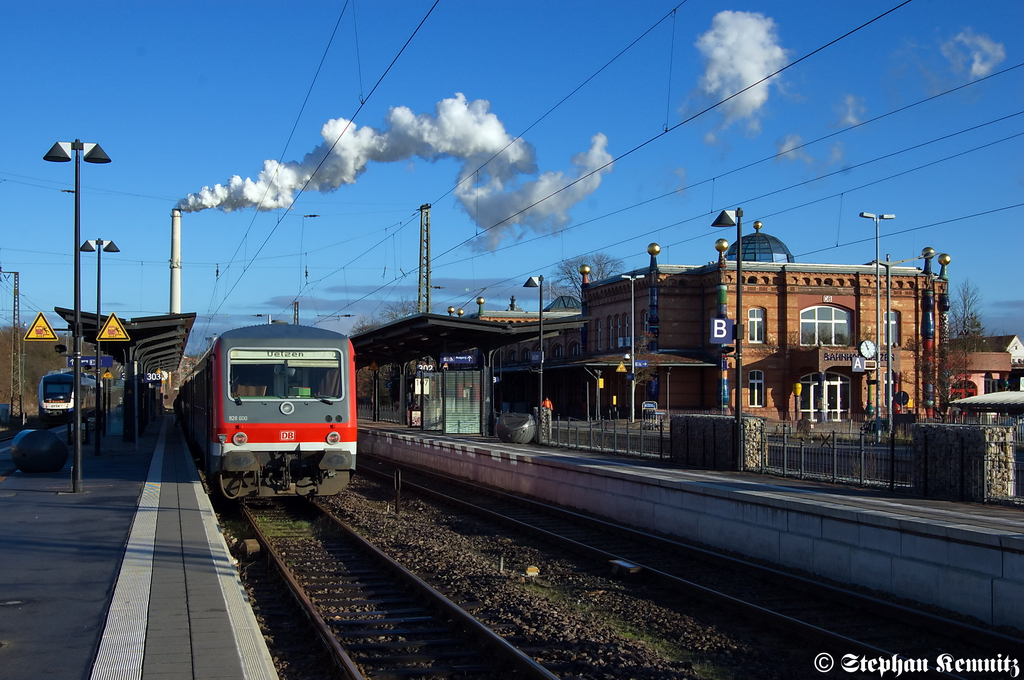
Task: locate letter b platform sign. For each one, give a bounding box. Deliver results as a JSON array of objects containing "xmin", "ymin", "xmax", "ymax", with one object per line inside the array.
[{"xmin": 710, "ymin": 318, "xmax": 734, "ymax": 344}]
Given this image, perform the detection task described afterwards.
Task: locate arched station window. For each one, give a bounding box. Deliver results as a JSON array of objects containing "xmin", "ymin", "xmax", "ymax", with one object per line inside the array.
[{"xmin": 800, "ymin": 306, "xmax": 851, "ymax": 346}]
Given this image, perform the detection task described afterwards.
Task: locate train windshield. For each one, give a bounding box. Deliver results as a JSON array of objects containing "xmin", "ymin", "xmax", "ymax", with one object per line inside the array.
[
  {"xmin": 43, "ymin": 380, "xmax": 73, "ymax": 402},
  {"xmin": 227, "ymin": 349, "xmax": 344, "ymax": 401}
]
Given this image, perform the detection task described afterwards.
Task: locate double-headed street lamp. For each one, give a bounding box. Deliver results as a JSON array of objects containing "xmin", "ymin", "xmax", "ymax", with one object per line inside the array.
[
  {"xmin": 80, "ymin": 238, "xmax": 119, "ymax": 456},
  {"xmin": 712, "ymin": 207, "xmax": 745, "ymax": 471},
  {"xmin": 523, "ymin": 275, "xmax": 544, "ymax": 443},
  {"xmin": 859, "ymin": 212, "xmax": 895, "ymax": 437},
  {"xmin": 621, "ymin": 274, "xmax": 643, "ymax": 423},
  {"xmin": 44, "ymin": 140, "xmax": 111, "ymax": 493}
]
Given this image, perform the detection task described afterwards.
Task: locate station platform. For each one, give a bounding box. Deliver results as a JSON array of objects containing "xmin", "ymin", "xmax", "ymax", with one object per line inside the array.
[
  {"xmin": 358, "ymin": 421, "xmax": 1024, "ymax": 632},
  {"xmin": 0, "ymin": 416, "xmax": 277, "ymax": 680}
]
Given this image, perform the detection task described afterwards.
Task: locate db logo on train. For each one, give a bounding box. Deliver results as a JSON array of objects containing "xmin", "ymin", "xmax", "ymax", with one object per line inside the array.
[{"xmin": 280, "ymin": 431, "xmax": 296, "ymax": 441}]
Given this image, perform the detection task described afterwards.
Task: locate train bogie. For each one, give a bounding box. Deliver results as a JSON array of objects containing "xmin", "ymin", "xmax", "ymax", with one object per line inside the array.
[{"xmin": 178, "ymin": 325, "xmax": 358, "ymax": 499}]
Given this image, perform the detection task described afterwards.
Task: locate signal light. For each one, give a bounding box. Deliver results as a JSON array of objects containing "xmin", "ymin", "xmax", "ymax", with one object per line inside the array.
[
  {"xmin": 325, "ymin": 431, "xmax": 341, "ymax": 445},
  {"xmin": 232, "ymin": 432, "xmax": 248, "ymax": 446}
]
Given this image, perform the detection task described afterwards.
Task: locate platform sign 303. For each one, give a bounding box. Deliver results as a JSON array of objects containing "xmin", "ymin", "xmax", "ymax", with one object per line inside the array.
[{"xmin": 122, "ymin": 371, "xmax": 168, "ymax": 383}]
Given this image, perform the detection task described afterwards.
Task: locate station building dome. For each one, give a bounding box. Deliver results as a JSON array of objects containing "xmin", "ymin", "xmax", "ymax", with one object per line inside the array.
[{"xmin": 725, "ymin": 220, "xmax": 794, "ymax": 263}]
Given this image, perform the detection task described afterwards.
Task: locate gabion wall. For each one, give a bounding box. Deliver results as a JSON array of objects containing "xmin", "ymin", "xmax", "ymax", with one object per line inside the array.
[
  {"xmin": 669, "ymin": 414, "xmax": 765, "ymax": 470},
  {"xmin": 911, "ymin": 424, "xmax": 1015, "ymax": 501}
]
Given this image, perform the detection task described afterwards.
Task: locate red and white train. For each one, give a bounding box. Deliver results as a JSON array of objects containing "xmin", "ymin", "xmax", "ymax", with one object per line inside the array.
[{"xmin": 178, "ymin": 324, "xmax": 357, "ymax": 499}]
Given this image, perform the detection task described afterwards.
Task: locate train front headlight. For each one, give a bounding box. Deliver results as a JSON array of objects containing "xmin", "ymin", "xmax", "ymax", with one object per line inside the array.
[
  {"xmin": 325, "ymin": 431, "xmax": 341, "ymax": 445},
  {"xmin": 232, "ymin": 431, "xmax": 248, "ymax": 446}
]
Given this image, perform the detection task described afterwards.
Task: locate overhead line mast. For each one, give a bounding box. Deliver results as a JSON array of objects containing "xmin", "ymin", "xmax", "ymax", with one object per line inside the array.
[{"xmin": 417, "ymin": 204, "xmax": 431, "ymax": 314}]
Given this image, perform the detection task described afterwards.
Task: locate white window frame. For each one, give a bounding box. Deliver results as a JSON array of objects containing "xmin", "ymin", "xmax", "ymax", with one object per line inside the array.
[
  {"xmin": 800, "ymin": 306, "xmax": 851, "ymax": 346},
  {"xmin": 748, "ymin": 308, "xmax": 765, "ymax": 343},
  {"xmin": 748, "ymin": 370, "xmax": 765, "ymax": 408}
]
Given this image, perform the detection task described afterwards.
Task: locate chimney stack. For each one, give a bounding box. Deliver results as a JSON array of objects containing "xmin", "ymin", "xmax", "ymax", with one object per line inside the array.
[{"xmin": 170, "ymin": 209, "xmax": 182, "ymax": 314}]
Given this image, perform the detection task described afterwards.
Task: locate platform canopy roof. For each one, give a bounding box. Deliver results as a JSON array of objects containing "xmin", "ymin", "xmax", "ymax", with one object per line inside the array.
[
  {"xmin": 949, "ymin": 391, "xmax": 1024, "ymax": 415},
  {"xmin": 54, "ymin": 307, "xmax": 196, "ymax": 374},
  {"xmin": 349, "ymin": 312, "xmax": 585, "ymax": 369}
]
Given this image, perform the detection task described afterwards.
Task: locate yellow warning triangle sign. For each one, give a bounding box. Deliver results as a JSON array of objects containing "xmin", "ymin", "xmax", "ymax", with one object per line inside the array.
[
  {"xmin": 24, "ymin": 312, "xmax": 59, "ymax": 341},
  {"xmin": 97, "ymin": 313, "xmax": 131, "ymax": 341}
]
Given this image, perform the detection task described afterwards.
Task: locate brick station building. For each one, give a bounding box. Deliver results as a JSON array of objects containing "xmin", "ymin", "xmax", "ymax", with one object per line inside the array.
[{"xmin": 494, "ymin": 222, "xmax": 951, "ymax": 425}]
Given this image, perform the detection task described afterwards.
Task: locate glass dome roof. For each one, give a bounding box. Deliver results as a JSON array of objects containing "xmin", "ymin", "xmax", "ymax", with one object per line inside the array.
[{"xmin": 725, "ymin": 222, "xmax": 794, "ymax": 263}]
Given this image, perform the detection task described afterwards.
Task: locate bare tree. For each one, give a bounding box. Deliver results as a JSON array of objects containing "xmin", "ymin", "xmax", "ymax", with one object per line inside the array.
[
  {"xmin": 0, "ymin": 324, "xmax": 69, "ymax": 422},
  {"xmin": 548, "ymin": 252, "xmax": 625, "ymax": 299},
  {"xmin": 949, "ymin": 279, "xmax": 986, "ymax": 340},
  {"xmin": 349, "ymin": 298, "xmax": 420, "ymax": 334},
  {"xmin": 938, "ymin": 279, "xmax": 987, "ymax": 409}
]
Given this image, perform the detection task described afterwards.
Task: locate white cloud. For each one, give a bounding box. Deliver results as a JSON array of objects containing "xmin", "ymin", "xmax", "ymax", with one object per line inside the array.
[
  {"xmin": 775, "ymin": 134, "xmax": 813, "ymax": 166},
  {"xmin": 696, "ymin": 10, "xmax": 789, "ymax": 138},
  {"xmin": 941, "ymin": 28, "xmax": 1006, "ymax": 79},
  {"xmin": 826, "ymin": 142, "xmax": 845, "ymax": 168},
  {"xmin": 835, "ymin": 94, "xmax": 866, "ymax": 127}
]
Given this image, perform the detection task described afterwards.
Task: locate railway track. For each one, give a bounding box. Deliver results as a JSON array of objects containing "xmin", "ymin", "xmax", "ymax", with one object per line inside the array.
[
  {"xmin": 359, "ymin": 454, "xmax": 1024, "ymax": 679},
  {"xmin": 242, "ymin": 498, "xmax": 559, "ymax": 680}
]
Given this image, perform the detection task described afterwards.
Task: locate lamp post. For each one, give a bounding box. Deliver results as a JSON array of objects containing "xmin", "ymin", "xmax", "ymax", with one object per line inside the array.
[
  {"xmin": 621, "ymin": 274, "xmax": 643, "ymax": 423},
  {"xmin": 44, "ymin": 140, "xmax": 111, "ymax": 493},
  {"xmin": 80, "ymin": 239, "xmax": 119, "ymax": 456},
  {"xmin": 712, "ymin": 208, "xmax": 745, "ymax": 471},
  {"xmin": 523, "ymin": 275, "xmax": 544, "ymax": 443},
  {"xmin": 859, "ymin": 212, "xmax": 895, "ymax": 438}
]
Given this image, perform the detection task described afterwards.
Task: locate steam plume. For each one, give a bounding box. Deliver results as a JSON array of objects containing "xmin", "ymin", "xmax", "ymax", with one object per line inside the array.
[{"xmin": 177, "ymin": 93, "xmax": 612, "ymax": 250}]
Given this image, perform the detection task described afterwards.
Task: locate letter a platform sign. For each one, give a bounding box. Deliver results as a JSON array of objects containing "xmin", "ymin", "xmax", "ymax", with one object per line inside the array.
[
  {"xmin": 98, "ymin": 313, "xmax": 131, "ymax": 341},
  {"xmin": 24, "ymin": 312, "xmax": 59, "ymax": 341}
]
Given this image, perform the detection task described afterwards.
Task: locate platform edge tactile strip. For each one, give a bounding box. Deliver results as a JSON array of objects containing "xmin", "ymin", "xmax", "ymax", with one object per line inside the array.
[{"xmin": 89, "ymin": 422, "xmax": 167, "ymax": 680}]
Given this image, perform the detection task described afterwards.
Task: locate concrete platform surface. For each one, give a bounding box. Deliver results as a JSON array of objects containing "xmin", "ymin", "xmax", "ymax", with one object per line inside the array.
[{"xmin": 0, "ymin": 416, "xmax": 277, "ymax": 680}]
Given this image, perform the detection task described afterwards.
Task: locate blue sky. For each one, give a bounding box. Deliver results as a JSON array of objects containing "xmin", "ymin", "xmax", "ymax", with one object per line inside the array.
[{"xmin": 2, "ymin": 1, "xmax": 1021, "ymax": 353}]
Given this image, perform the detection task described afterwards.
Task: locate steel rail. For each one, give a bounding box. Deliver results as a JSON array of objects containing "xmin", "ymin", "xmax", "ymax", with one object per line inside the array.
[
  {"xmin": 244, "ymin": 499, "xmax": 559, "ymax": 680},
  {"xmin": 241, "ymin": 503, "xmax": 364, "ymax": 680},
  {"xmin": 311, "ymin": 498, "xmax": 560, "ymax": 680},
  {"xmin": 362, "ymin": 454, "xmax": 1024, "ymax": 675}
]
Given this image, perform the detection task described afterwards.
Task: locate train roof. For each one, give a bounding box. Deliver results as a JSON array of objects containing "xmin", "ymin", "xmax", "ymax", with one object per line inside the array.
[
  {"xmin": 216, "ymin": 324, "xmax": 350, "ymax": 344},
  {"xmin": 41, "ymin": 372, "xmax": 96, "ymax": 385}
]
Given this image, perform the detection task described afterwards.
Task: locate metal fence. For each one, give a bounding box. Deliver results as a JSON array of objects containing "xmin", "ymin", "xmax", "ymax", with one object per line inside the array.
[
  {"xmin": 760, "ymin": 432, "xmax": 914, "ymax": 490},
  {"xmin": 363, "ymin": 410, "xmax": 1022, "ymax": 503},
  {"xmin": 548, "ymin": 417, "xmax": 670, "ymax": 460},
  {"xmin": 358, "ymin": 403, "xmax": 402, "ymax": 424}
]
